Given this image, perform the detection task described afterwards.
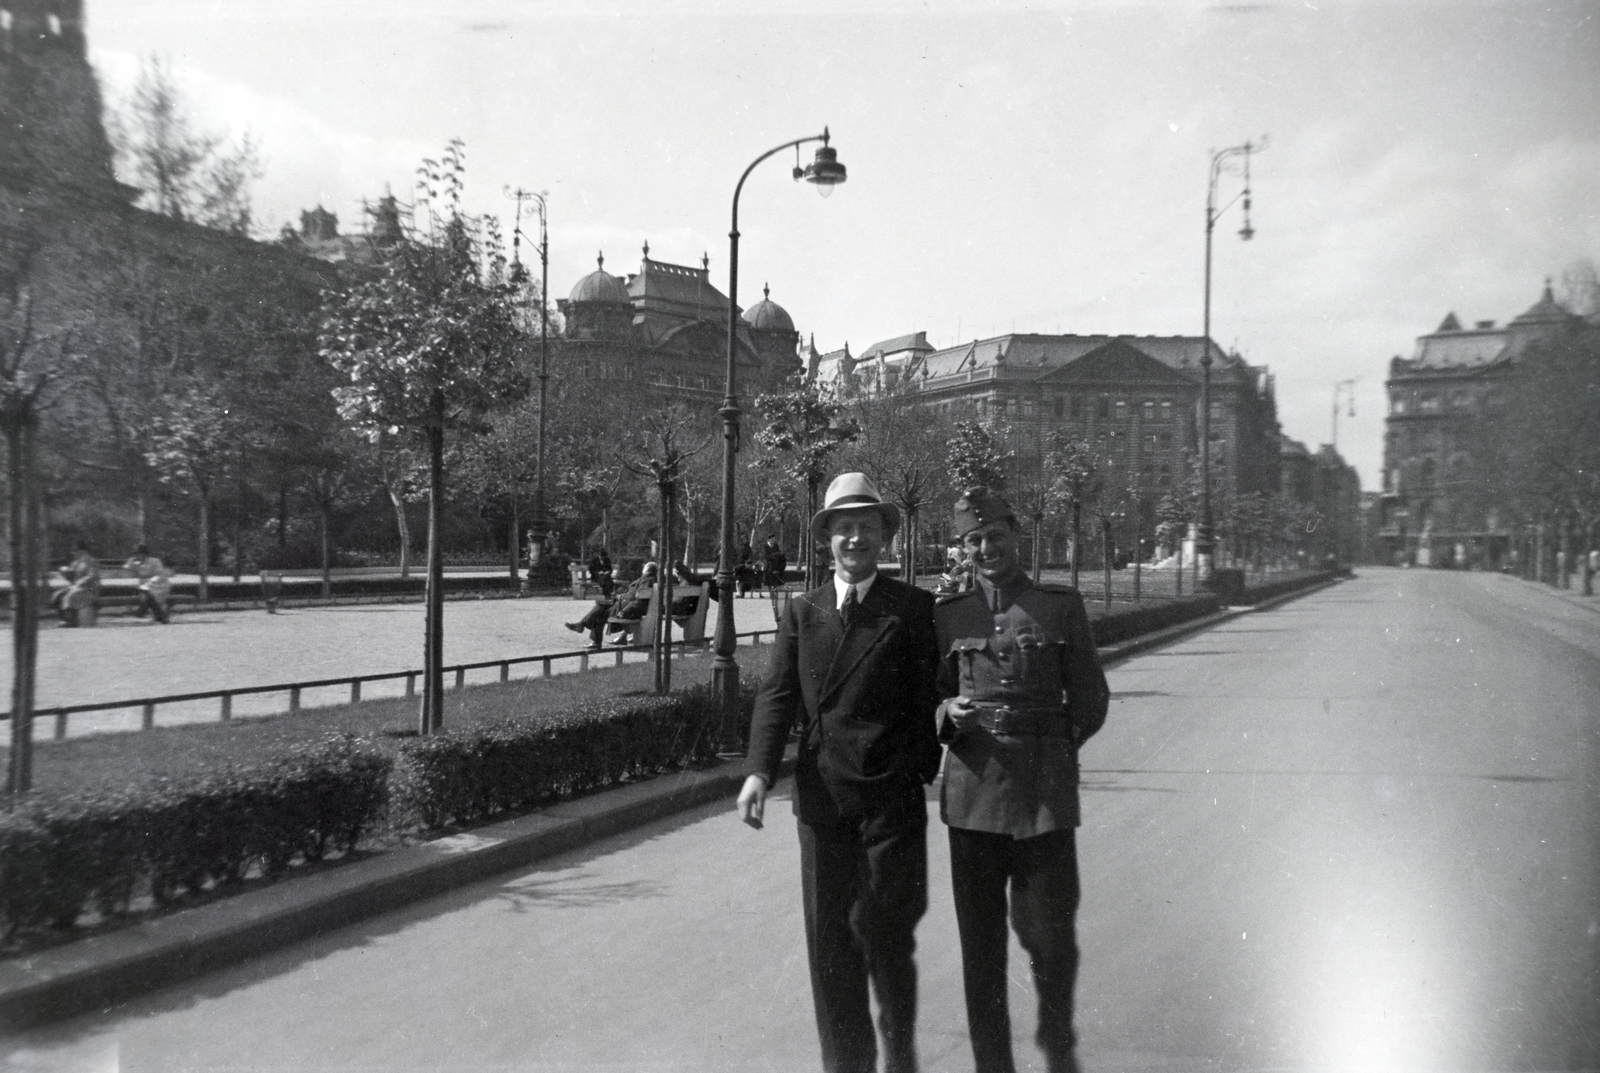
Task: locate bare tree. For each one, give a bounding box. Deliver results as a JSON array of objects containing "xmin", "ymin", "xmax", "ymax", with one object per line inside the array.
[{"xmin": 111, "ymin": 55, "xmax": 263, "ymax": 235}]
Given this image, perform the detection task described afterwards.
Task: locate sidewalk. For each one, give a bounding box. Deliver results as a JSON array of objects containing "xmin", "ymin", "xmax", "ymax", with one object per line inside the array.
[{"xmin": 0, "ymin": 575, "xmax": 1342, "ymax": 1030}]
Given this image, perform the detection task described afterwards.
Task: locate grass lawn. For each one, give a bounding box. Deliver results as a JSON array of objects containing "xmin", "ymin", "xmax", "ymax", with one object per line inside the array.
[{"xmin": 24, "ymin": 647, "xmax": 756, "ymax": 797}]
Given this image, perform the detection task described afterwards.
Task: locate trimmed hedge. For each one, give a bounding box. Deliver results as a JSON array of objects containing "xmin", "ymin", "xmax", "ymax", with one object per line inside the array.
[
  {"xmin": 391, "ymin": 683, "xmax": 756, "ymax": 830},
  {"xmin": 1091, "ymin": 593, "xmax": 1224, "ymax": 646},
  {"xmin": 0, "ymin": 734, "xmax": 390, "ymax": 944}
]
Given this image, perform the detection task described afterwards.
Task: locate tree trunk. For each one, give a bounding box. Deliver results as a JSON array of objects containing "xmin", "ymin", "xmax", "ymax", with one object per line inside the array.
[
  {"xmin": 1133, "ymin": 523, "xmax": 1142, "ymax": 602},
  {"xmin": 805, "ymin": 478, "xmax": 821, "ymax": 590},
  {"xmin": 421, "ymin": 415, "xmax": 445, "ymax": 734},
  {"xmin": 319, "ymin": 499, "xmax": 332, "ymax": 599},
  {"xmin": 1102, "ymin": 519, "xmax": 1113, "ymax": 609},
  {"xmin": 278, "ymin": 485, "xmax": 288, "ymax": 548},
  {"xmin": 196, "ymin": 494, "xmax": 210, "ymax": 602},
  {"xmin": 1070, "ymin": 501, "xmax": 1082, "ymax": 591},
  {"xmin": 1176, "ymin": 522, "xmax": 1185, "ymax": 596},
  {"xmin": 233, "ymin": 450, "xmax": 246, "ymax": 583},
  {"xmin": 1558, "ymin": 515, "xmax": 1573, "ymax": 590},
  {"xmin": 508, "ymin": 496, "xmax": 519, "ymax": 585},
  {"xmin": 388, "ymin": 483, "xmax": 411, "ymax": 581},
  {"xmin": 1031, "ymin": 513, "xmax": 1043, "ymax": 585},
  {"xmin": 7, "ymin": 420, "xmax": 40, "ymax": 795},
  {"xmin": 654, "ymin": 484, "xmax": 673, "ymax": 695}
]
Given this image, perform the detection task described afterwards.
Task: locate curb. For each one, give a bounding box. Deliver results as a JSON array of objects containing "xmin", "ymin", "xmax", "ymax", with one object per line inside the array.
[
  {"xmin": 0, "ymin": 574, "xmax": 1341, "ymax": 1030},
  {"xmin": 1096, "ymin": 574, "xmax": 1342, "ymax": 667},
  {"xmin": 0, "ymin": 757, "xmax": 783, "ymax": 1031}
]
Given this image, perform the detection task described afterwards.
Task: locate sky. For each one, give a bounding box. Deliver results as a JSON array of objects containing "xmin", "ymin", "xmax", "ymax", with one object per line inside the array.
[{"xmin": 84, "ymin": 0, "xmax": 1600, "ymax": 490}]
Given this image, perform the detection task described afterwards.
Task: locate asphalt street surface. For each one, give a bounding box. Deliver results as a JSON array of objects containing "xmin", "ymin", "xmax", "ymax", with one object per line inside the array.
[{"xmin": 3, "ymin": 568, "xmax": 1596, "ymax": 1072}]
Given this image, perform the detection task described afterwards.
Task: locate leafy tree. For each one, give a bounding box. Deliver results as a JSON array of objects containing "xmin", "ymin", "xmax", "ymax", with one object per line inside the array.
[
  {"xmin": 146, "ymin": 376, "xmax": 244, "ymax": 601},
  {"xmin": 754, "ymin": 373, "xmax": 859, "ymax": 588},
  {"xmin": 1046, "ymin": 432, "xmax": 1099, "ymax": 590},
  {"xmin": 319, "ymin": 141, "xmax": 528, "ymax": 733},
  {"xmin": 1155, "ymin": 449, "xmax": 1200, "ymax": 594},
  {"xmin": 946, "ymin": 420, "xmax": 1012, "ymax": 494},
  {"xmin": 111, "ymin": 55, "xmax": 263, "ymax": 235},
  {"xmin": 620, "ymin": 405, "xmax": 712, "ymax": 693},
  {"xmin": 844, "ymin": 384, "xmax": 951, "ymax": 582}
]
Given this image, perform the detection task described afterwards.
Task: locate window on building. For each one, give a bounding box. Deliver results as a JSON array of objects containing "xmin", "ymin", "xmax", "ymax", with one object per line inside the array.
[
  {"xmin": 1159, "ymin": 463, "xmax": 1172, "ymax": 486},
  {"xmin": 1070, "ymin": 396, "xmax": 1083, "ymax": 419},
  {"xmin": 1145, "ymin": 433, "xmax": 1160, "ymax": 449},
  {"xmin": 1160, "ymin": 400, "xmax": 1173, "ymax": 422},
  {"xmin": 1419, "ymin": 394, "xmax": 1441, "ymax": 413},
  {"xmin": 1142, "ymin": 400, "xmax": 1155, "ymax": 421},
  {"xmin": 1022, "ymin": 398, "xmax": 1035, "ymax": 418},
  {"xmin": 1391, "ymin": 396, "xmax": 1407, "ymax": 414},
  {"xmin": 1096, "ymin": 396, "xmax": 1109, "ymax": 419},
  {"xmin": 994, "ymin": 398, "xmax": 1007, "ymax": 416},
  {"xmin": 1159, "ymin": 432, "xmax": 1172, "ymax": 446},
  {"xmin": 1114, "ymin": 399, "xmax": 1128, "ymax": 421}
]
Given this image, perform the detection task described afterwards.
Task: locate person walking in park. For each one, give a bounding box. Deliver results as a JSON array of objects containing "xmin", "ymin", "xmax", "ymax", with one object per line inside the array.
[
  {"xmin": 739, "ymin": 472, "xmax": 941, "ymax": 1073},
  {"xmin": 123, "ymin": 544, "xmax": 172, "ymax": 624},
  {"xmin": 588, "ymin": 547, "xmax": 615, "ymax": 598},
  {"xmin": 934, "ymin": 487, "xmax": 1110, "ymax": 1073},
  {"xmin": 763, "ymin": 535, "xmax": 788, "ymax": 595}
]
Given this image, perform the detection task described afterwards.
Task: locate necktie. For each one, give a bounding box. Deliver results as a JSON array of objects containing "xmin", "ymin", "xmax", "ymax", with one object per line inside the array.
[{"xmin": 840, "ymin": 584, "xmax": 858, "ymax": 627}]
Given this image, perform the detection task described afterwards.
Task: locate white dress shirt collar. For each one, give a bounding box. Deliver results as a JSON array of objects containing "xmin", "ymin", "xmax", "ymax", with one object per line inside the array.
[{"xmin": 833, "ymin": 572, "xmax": 877, "ymax": 608}]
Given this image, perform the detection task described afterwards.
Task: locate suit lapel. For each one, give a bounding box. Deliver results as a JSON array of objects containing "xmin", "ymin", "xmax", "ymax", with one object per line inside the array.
[{"xmin": 821, "ymin": 580, "xmax": 896, "ymax": 704}]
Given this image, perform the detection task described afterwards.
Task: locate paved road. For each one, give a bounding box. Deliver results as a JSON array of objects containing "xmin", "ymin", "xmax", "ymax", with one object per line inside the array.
[
  {"xmin": 1, "ymin": 592, "xmax": 788, "ymax": 737},
  {"xmin": 3, "ymin": 568, "xmax": 1596, "ymax": 1071}
]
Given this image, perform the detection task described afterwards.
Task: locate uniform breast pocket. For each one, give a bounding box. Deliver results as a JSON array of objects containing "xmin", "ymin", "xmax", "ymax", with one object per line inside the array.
[
  {"xmin": 1013, "ymin": 627, "xmax": 1066, "ymax": 682},
  {"xmin": 948, "ymin": 636, "xmax": 990, "ymax": 694}
]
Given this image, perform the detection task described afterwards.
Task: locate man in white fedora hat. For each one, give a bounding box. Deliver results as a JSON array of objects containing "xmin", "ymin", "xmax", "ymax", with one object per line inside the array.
[{"xmin": 740, "ymin": 471, "xmax": 941, "ymax": 1073}]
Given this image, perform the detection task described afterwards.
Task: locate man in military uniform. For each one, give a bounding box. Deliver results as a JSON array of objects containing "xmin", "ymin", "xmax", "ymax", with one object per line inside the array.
[{"xmin": 934, "ymin": 487, "xmax": 1110, "ymax": 1073}]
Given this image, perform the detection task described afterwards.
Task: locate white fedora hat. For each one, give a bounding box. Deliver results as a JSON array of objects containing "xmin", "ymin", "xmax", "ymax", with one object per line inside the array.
[{"xmin": 810, "ymin": 472, "xmax": 901, "ymax": 544}]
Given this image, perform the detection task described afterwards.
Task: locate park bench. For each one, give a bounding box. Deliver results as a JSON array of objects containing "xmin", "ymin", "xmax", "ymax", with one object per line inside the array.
[{"xmin": 606, "ymin": 581, "xmax": 711, "ymax": 647}]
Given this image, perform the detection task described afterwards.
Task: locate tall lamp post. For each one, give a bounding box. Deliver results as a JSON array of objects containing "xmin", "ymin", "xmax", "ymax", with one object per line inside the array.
[
  {"xmin": 712, "ymin": 129, "xmax": 847, "ymax": 744},
  {"xmin": 507, "ymin": 187, "xmax": 551, "ymax": 583},
  {"xmin": 1196, "ymin": 137, "xmax": 1265, "ymax": 584}
]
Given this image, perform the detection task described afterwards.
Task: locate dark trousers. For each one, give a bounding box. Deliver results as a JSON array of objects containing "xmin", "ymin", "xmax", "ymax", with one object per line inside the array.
[
  {"xmin": 798, "ymin": 808, "xmax": 928, "ymax": 1073},
  {"xmin": 948, "ymin": 826, "xmax": 1081, "ymax": 1073}
]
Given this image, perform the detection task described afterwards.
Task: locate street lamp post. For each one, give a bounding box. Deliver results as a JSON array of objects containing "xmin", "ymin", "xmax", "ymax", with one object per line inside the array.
[
  {"xmin": 507, "ymin": 187, "xmax": 551, "ymax": 587},
  {"xmin": 712, "ymin": 129, "xmax": 846, "ymax": 746},
  {"xmin": 1197, "ymin": 137, "xmax": 1265, "ymax": 584}
]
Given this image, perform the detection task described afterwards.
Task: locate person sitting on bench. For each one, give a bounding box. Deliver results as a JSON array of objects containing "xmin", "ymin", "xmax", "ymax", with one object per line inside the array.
[
  {"xmin": 670, "ymin": 561, "xmax": 718, "ymax": 616},
  {"xmin": 566, "ymin": 562, "xmax": 658, "ymax": 649}
]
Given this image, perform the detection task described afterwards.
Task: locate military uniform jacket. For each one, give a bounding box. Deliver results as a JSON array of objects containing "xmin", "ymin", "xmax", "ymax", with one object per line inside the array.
[
  {"xmin": 747, "ymin": 576, "xmax": 941, "ymax": 826},
  {"xmin": 935, "ymin": 574, "xmax": 1110, "ymax": 838}
]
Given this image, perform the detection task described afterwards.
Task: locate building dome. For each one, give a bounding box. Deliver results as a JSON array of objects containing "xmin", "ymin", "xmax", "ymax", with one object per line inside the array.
[
  {"xmin": 569, "ymin": 253, "xmax": 630, "ymax": 305},
  {"xmin": 743, "ymin": 284, "xmax": 795, "ymax": 334}
]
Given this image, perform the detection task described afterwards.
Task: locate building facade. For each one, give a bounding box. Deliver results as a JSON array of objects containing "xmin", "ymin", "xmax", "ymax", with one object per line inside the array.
[
  {"xmin": 815, "ymin": 330, "xmax": 1281, "ymax": 506},
  {"xmin": 1376, "ymin": 284, "xmax": 1581, "ymax": 568},
  {"xmin": 1280, "ymin": 436, "xmax": 1361, "ymax": 566},
  {"xmin": 555, "ymin": 247, "xmax": 802, "ymax": 401}
]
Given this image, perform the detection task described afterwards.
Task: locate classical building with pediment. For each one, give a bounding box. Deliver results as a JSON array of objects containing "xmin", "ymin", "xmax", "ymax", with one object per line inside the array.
[{"xmin": 815, "ymin": 330, "xmax": 1281, "ymax": 505}]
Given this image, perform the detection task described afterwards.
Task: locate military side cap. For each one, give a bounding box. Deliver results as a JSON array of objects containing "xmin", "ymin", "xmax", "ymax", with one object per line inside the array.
[{"xmin": 952, "ymin": 486, "xmax": 1015, "ymax": 537}]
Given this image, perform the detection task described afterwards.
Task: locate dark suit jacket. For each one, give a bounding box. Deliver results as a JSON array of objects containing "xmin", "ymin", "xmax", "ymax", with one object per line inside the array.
[{"xmin": 747, "ymin": 575, "xmax": 941, "ymax": 826}]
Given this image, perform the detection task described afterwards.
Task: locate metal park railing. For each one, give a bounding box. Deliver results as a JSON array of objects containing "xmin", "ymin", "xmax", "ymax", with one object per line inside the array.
[{"xmin": 1, "ymin": 629, "xmax": 778, "ymax": 740}]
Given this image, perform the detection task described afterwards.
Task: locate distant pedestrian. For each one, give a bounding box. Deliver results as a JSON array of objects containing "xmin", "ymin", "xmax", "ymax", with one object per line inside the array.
[
  {"xmin": 763, "ymin": 536, "xmax": 788, "ymax": 593},
  {"xmin": 123, "ymin": 544, "xmax": 172, "ymax": 624},
  {"xmin": 588, "ymin": 548, "xmax": 615, "ymax": 597}
]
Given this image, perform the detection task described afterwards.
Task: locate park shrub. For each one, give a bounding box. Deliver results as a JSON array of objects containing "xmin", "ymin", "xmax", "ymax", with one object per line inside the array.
[
  {"xmin": 0, "ymin": 734, "xmax": 390, "ymax": 944},
  {"xmin": 1240, "ymin": 569, "xmax": 1332, "ymax": 605},
  {"xmin": 1090, "ymin": 593, "xmax": 1224, "ymax": 646},
  {"xmin": 391, "ymin": 681, "xmax": 755, "ymax": 830}
]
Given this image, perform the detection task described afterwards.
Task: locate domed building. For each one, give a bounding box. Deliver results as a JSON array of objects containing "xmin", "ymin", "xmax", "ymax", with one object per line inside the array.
[{"xmin": 556, "ymin": 244, "xmax": 802, "ymax": 398}]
